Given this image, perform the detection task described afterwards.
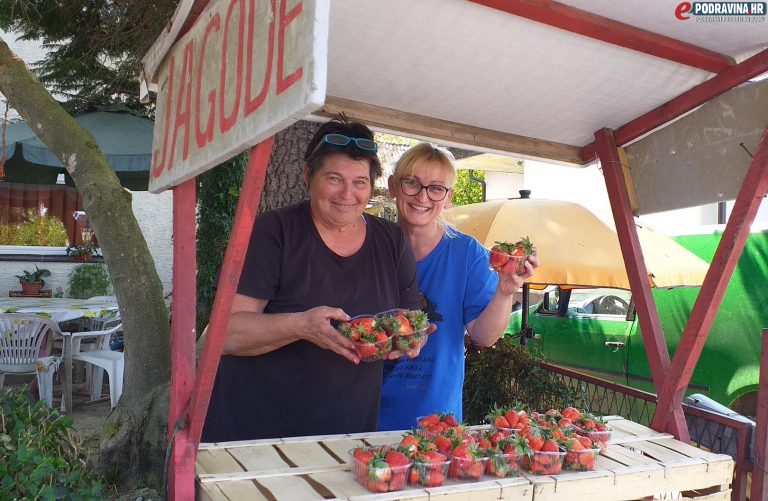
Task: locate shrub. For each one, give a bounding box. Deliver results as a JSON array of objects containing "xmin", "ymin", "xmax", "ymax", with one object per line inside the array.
[
  {"xmin": 68, "ymin": 264, "xmax": 112, "ymax": 299},
  {"xmin": 0, "ymin": 208, "xmax": 68, "ymax": 246},
  {"xmin": 0, "ymin": 386, "xmax": 105, "ymax": 499},
  {"xmin": 463, "ymin": 335, "xmax": 587, "ymax": 424}
]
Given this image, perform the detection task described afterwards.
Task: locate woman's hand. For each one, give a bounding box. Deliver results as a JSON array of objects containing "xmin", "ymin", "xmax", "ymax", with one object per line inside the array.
[
  {"xmin": 386, "ymin": 323, "xmax": 438, "ymax": 360},
  {"xmin": 498, "ymin": 254, "xmax": 540, "ymax": 296},
  {"xmin": 298, "ymin": 306, "xmax": 361, "ymax": 364}
]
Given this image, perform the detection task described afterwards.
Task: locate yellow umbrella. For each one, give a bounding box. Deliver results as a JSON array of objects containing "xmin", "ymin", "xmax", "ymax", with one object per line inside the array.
[{"xmin": 443, "ymin": 196, "xmax": 709, "ymax": 289}]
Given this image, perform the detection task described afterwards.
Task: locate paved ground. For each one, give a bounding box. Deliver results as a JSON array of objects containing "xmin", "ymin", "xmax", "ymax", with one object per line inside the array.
[{"xmin": 70, "ymin": 397, "xmax": 112, "ymax": 436}]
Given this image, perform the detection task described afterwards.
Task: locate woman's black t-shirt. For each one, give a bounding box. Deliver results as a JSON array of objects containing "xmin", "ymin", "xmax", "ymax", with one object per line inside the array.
[{"xmin": 202, "ymin": 201, "xmax": 420, "ymax": 442}]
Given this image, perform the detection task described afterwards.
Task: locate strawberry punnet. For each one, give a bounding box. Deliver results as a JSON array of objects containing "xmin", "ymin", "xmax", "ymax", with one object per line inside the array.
[{"xmin": 490, "ymin": 236, "xmax": 536, "ymax": 274}]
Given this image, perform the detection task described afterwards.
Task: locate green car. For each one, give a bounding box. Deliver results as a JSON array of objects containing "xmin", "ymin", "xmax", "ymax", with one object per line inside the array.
[{"xmin": 506, "ymin": 230, "xmax": 768, "ymax": 415}]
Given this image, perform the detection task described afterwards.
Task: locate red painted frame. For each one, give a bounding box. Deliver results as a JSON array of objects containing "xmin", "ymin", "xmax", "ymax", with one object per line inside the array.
[
  {"xmin": 594, "ymin": 128, "xmax": 688, "ymax": 442},
  {"xmin": 167, "ymin": 137, "xmax": 275, "ymax": 498},
  {"xmin": 468, "ymin": 0, "xmax": 734, "ymax": 73},
  {"xmin": 159, "ymin": 3, "xmax": 768, "ymax": 497}
]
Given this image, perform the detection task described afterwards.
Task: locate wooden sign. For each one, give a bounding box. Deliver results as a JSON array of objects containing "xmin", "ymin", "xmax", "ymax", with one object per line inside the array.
[{"xmin": 148, "ymin": 0, "xmax": 329, "ymax": 193}]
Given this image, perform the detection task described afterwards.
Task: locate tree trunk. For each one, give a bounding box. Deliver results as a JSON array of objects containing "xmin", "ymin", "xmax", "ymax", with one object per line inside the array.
[
  {"xmin": 259, "ymin": 120, "xmax": 319, "ymax": 212},
  {"xmin": 0, "ymin": 36, "xmax": 170, "ymax": 489}
]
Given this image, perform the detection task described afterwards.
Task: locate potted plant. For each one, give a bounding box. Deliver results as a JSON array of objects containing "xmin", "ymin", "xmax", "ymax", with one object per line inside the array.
[
  {"xmin": 67, "ymin": 263, "xmax": 112, "ymax": 299},
  {"xmin": 66, "ymin": 241, "xmax": 101, "ymax": 262},
  {"xmin": 15, "ymin": 265, "xmax": 52, "ymax": 296}
]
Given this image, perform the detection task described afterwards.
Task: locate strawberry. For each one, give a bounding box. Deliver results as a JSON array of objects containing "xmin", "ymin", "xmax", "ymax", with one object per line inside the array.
[
  {"xmin": 490, "ymin": 237, "xmax": 535, "ymax": 274},
  {"xmin": 350, "ymin": 316, "xmax": 376, "ymax": 331},
  {"xmin": 419, "ymin": 414, "xmax": 440, "ymax": 428},
  {"xmin": 368, "ymin": 457, "xmax": 391, "ymax": 482},
  {"xmin": 405, "ymin": 310, "xmax": 429, "ymax": 330},
  {"xmin": 367, "ymin": 479, "xmax": 389, "ymax": 492},
  {"xmin": 398, "ymin": 434, "xmax": 420, "ymax": 458},
  {"xmin": 441, "ymin": 413, "xmax": 459, "ymax": 427},
  {"xmin": 494, "ymin": 415, "xmax": 511, "ymax": 429},
  {"xmin": 561, "ymin": 406, "xmax": 582, "ymax": 421},
  {"xmin": 541, "ymin": 439, "xmax": 560, "ymax": 453},
  {"xmin": 433, "ymin": 435, "xmax": 453, "ymax": 454},
  {"xmin": 504, "ymin": 409, "xmax": 520, "ymax": 429},
  {"xmin": 384, "ymin": 449, "xmax": 410, "ymax": 468},
  {"xmin": 423, "ymin": 451, "xmax": 448, "ymax": 463}
]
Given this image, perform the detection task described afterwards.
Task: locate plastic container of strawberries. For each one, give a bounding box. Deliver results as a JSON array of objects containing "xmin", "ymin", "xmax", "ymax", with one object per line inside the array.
[
  {"xmin": 375, "ymin": 308, "xmax": 430, "ymax": 353},
  {"xmin": 522, "ymin": 449, "xmax": 566, "ymax": 475},
  {"xmin": 348, "ymin": 448, "xmax": 410, "ymax": 493},
  {"xmin": 448, "ymin": 456, "xmax": 488, "ymax": 481},
  {"xmin": 563, "ymin": 446, "xmax": 600, "ymax": 472},
  {"xmin": 336, "ymin": 314, "xmax": 393, "ymax": 362},
  {"xmin": 408, "ymin": 458, "xmax": 451, "ymax": 487},
  {"xmin": 414, "ymin": 414, "xmax": 464, "ymax": 440},
  {"xmin": 485, "ymin": 451, "xmax": 524, "ymax": 477},
  {"xmin": 491, "ymin": 425, "xmax": 522, "ymax": 437},
  {"xmin": 573, "ymin": 424, "xmax": 612, "ymax": 452}
]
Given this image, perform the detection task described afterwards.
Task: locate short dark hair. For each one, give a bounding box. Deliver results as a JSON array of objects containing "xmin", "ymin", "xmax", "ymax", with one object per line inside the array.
[{"xmin": 304, "ymin": 117, "xmax": 383, "ymax": 185}]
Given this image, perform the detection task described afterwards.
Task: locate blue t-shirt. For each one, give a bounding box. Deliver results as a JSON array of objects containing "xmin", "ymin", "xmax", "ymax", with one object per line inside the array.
[{"xmin": 378, "ymin": 227, "xmax": 498, "ymax": 431}]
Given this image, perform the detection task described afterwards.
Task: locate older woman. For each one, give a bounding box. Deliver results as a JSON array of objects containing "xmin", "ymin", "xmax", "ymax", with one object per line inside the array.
[
  {"xmin": 378, "ymin": 143, "xmax": 539, "ymax": 431},
  {"xmin": 202, "ymin": 119, "xmax": 421, "ymax": 442}
]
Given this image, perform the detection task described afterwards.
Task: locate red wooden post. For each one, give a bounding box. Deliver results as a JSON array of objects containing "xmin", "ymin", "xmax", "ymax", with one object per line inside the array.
[
  {"xmin": 187, "ymin": 136, "xmax": 274, "ymax": 449},
  {"xmin": 468, "ymin": 0, "xmax": 733, "ymax": 73},
  {"xmin": 594, "ymin": 128, "xmax": 688, "ymax": 441},
  {"xmin": 751, "ymin": 329, "xmax": 768, "ymax": 500},
  {"xmin": 166, "ymin": 138, "xmax": 274, "ymax": 498},
  {"xmin": 167, "ymin": 178, "xmax": 197, "ymax": 500},
  {"xmin": 652, "ymin": 125, "xmax": 768, "ymax": 433}
]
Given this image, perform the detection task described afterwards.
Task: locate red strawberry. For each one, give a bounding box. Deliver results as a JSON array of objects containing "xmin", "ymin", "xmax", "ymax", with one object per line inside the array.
[
  {"xmin": 504, "ymin": 410, "xmax": 520, "ymax": 429},
  {"xmin": 399, "ymin": 434, "xmax": 420, "ymax": 458},
  {"xmin": 541, "ymin": 439, "xmax": 560, "ymax": 453},
  {"xmin": 353, "ymin": 447, "xmax": 374, "ymax": 465},
  {"xmin": 441, "ymin": 413, "xmax": 459, "ymax": 427},
  {"xmin": 433, "ymin": 435, "xmax": 453, "ymax": 454},
  {"xmin": 350, "ymin": 316, "xmax": 376, "ymax": 331},
  {"xmin": 419, "ymin": 414, "xmax": 439, "ymax": 428},
  {"xmin": 424, "ymin": 451, "xmax": 448, "ymax": 463},
  {"xmin": 384, "ymin": 449, "xmax": 410, "ymax": 468}
]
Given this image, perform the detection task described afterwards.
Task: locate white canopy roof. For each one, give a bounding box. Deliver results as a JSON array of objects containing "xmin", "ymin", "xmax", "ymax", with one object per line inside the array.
[{"xmin": 141, "ymin": 0, "xmax": 768, "ymax": 166}]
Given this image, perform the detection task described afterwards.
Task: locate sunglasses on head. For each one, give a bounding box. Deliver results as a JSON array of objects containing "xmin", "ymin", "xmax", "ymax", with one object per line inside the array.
[{"xmin": 308, "ymin": 133, "xmax": 378, "ymax": 158}]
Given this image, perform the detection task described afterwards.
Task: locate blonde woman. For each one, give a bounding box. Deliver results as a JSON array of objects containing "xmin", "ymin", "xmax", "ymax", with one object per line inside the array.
[{"xmin": 379, "ymin": 143, "xmax": 538, "ymax": 431}]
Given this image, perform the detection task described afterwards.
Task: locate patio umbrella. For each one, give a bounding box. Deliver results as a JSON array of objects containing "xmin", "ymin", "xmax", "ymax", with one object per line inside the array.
[
  {"xmin": 2, "ymin": 106, "xmax": 153, "ymax": 190},
  {"xmin": 443, "ymin": 192, "xmax": 710, "ymax": 289}
]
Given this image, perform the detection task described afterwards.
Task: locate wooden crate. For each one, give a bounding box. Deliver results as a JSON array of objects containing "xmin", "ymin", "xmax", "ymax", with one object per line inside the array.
[{"xmin": 196, "ymin": 417, "xmax": 733, "ymax": 500}]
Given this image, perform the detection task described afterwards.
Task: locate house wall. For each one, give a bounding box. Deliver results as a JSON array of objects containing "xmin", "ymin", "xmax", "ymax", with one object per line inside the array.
[
  {"xmin": 0, "ymin": 190, "xmax": 173, "ymax": 299},
  {"xmin": 133, "ymin": 191, "xmax": 174, "ymax": 298}
]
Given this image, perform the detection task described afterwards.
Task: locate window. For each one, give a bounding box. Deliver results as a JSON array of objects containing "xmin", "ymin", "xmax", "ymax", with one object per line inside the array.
[{"xmin": 0, "ymin": 182, "xmax": 84, "ymax": 247}]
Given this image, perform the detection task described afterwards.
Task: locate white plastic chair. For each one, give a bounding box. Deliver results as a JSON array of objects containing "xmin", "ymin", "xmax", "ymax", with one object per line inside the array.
[
  {"xmin": 64, "ymin": 319, "xmax": 124, "ymax": 408},
  {"xmin": 0, "ymin": 314, "xmax": 62, "ymax": 407}
]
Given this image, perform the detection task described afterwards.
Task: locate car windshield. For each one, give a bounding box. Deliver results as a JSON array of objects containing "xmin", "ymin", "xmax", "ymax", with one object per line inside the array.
[{"xmin": 567, "ymin": 288, "xmax": 632, "ymax": 316}]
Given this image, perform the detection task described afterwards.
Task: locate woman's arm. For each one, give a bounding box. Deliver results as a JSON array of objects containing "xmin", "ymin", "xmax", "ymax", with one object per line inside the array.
[
  {"xmin": 223, "ymin": 293, "xmax": 362, "ymax": 363},
  {"xmin": 466, "ymin": 256, "xmax": 539, "ymax": 347}
]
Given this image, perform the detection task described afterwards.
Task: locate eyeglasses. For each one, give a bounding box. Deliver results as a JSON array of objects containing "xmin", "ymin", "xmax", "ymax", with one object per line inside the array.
[
  {"xmin": 308, "ymin": 133, "xmax": 378, "ymax": 158},
  {"xmin": 400, "ymin": 178, "xmax": 452, "ymax": 201}
]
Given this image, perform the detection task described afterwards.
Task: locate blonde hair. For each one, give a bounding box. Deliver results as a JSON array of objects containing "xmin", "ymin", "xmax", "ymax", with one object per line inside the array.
[{"xmin": 393, "ymin": 142, "xmax": 457, "ymax": 187}]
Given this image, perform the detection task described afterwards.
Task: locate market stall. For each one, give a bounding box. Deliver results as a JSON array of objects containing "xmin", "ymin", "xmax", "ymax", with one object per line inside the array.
[
  {"xmin": 136, "ymin": 0, "xmax": 768, "ymax": 498},
  {"xmin": 195, "ymin": 417, "xmax": 734, "ymax": 500}
]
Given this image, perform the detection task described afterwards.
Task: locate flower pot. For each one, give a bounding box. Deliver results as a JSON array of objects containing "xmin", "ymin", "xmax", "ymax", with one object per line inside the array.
[
  {"xmin": 21, "ymin": 281, "xmax": 43, "ymax": 296},
  {"xmin": 72, "ymin": 253, "xmax": 92, "ymax": 262}
]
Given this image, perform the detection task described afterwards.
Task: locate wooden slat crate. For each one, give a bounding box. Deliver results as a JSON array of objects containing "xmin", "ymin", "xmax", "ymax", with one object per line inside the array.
[{"xmin": 197, "ymin": 417, "xmax": 733, "ymax": 500}]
